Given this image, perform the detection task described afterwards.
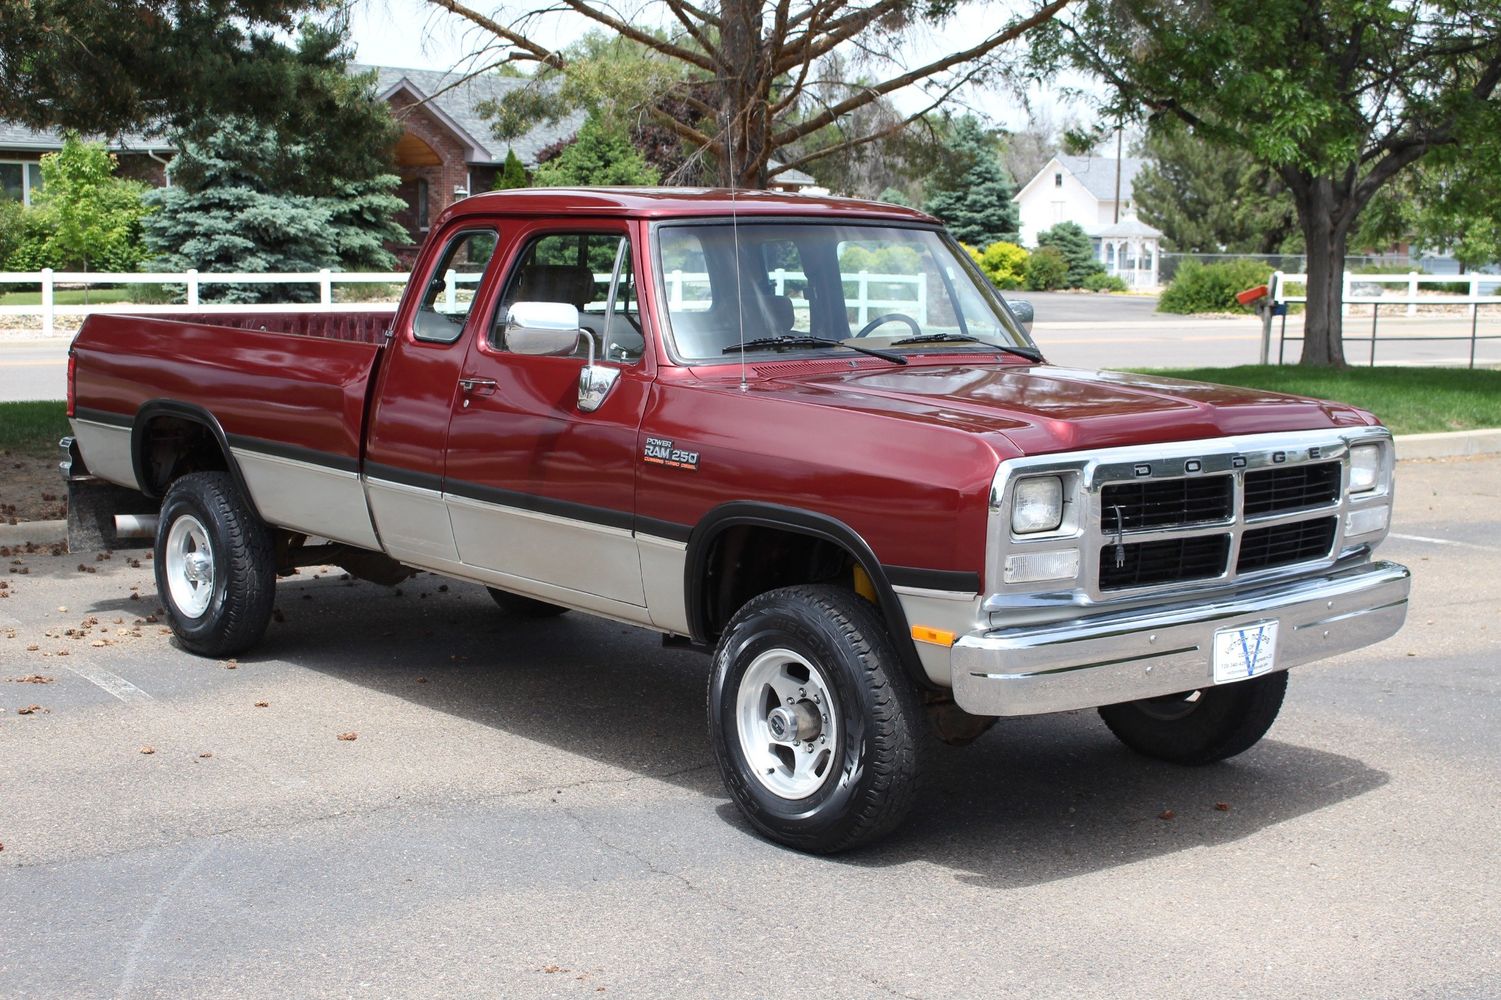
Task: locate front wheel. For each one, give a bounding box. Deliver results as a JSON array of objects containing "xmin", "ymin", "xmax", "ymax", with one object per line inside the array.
[
  {"xmin": 709, "ymin": 584, "xmax": 922, "ymax": 853},
  {"xmin": 1097, "ymin": 670, "xmax": 1288, "ymax": 764},
  {"xmin": 154, "ymin": 471, "xmax": 276, "ymax": 657}
]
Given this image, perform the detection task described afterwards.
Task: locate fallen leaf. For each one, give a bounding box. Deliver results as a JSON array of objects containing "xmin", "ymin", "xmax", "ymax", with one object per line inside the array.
[
  {"xmin": 139, "ymin": 746, "xmax": 155, "ymax": 755},
  {"xmin": 8, "ymin": 674, "xmax": 52, "ymax": 684},
  {"xmin": 91, "ymin": 640, "xmax": 107, "ymax": 648},
  {"xmin": 1214, "ymin": 803, "xmax": 1231, "ymax": 812},
  {"xmin": 199, "ymin": 752, "xmax": 213, "ymax": 759},
  {"xmin": 24, "ymin": 645, "xmax": 38, "ymax": 652},
  {"xmin": 17, "ymin": 704, "xmax": 47, "ymax": 715},
  {"xmin": 56, "ymin": 606, "xmax": 67, "ymax": 613},
  {"xmin": 254, "ymin": 700, "xmax": 269, "ymax": 708},
  {"xmin": 337, "ymin": 731, "xmax": 358, "ymax": 741},
  {"xmin": 1158, "ymin": 809, "xmax": 1175, "ymax": 821},
  {"xmin": 415, "ymin": 677, "xmax": 428, "ymax": 684}
]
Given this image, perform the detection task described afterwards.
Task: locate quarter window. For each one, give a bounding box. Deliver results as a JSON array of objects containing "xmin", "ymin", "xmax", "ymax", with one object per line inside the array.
[{"xmin": 411, "ymin": 229, "xmax": 498, "ymax": 344}]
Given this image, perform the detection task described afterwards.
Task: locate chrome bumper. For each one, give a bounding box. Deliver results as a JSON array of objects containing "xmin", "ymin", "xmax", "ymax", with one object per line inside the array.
[{"xmin": 951, "ymin": 561, "xmax": 1411, "ymax": 717}]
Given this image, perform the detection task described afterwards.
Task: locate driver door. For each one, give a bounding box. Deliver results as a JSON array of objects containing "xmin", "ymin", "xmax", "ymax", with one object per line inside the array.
[{"xmin": 441, "ymin": 221, "xmax": 652, "ymax": 613}]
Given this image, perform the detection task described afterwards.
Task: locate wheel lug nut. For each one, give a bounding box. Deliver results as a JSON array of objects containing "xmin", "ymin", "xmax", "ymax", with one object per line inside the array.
[{"xmin": 798, "ymin": 688, "xmax": 806, "ymax": 698}]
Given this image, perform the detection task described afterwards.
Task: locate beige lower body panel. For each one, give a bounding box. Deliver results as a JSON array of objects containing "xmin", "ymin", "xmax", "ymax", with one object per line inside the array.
[
  {"xmin": 232, "ymin": 448, "xmax": 380, "ymax": 550},
  {"xmin": 69, "ymin": 419, "xmax": 139, "ymax": 491}
]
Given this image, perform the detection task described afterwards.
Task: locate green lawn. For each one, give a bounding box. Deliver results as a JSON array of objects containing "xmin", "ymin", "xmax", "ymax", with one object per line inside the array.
[
  {"xmin": 0, "ymin": 400, "xmax": 70, "ymax": 454},
  {"xmin": 1130, "ymin": 365, "xmax": 1501, "ymax": 435},
  {"xmin": 0, "ymin": 288, "xmax": 137, "ymax": 306}
]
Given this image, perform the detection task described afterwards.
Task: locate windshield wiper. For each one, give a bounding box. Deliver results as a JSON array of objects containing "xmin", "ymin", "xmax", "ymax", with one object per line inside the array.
[
  {"xmin": 889, "ymin": 332, "xmax": 1044, "ymax": 363},
  {"xmin": 723, "ymin": 336, "xmax": 907, "ymax": 365}
]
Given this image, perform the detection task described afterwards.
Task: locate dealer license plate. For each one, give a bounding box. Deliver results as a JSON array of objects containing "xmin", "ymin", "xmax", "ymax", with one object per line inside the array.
[{"xmin": 1212, "ymin": 621, "xmax": 1279, "ymax": 684}]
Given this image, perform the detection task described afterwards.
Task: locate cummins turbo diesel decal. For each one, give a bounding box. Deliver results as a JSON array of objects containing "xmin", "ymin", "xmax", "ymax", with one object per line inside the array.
[{"xmin": 643, "ymin": 437, "xmax": 700, "ymax": 471}]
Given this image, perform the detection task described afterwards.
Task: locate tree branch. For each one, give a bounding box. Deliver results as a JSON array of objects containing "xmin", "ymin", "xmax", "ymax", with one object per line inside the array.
[
  {"xmin": 551, "ymin": 0, "xmax": 717, "ymax": 72},
  {"xmin": 772, "ymin": 0, "xmax": 1073, "ymax": 148},
  {"xmin": 424, "ymin": 0, "xmax": 564, "ymax": 69}
]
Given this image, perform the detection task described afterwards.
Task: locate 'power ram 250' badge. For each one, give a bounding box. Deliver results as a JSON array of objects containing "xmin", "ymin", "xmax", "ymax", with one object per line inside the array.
[{"xmin": 643, "ymin": 437, "xmax": 700, "ymax": 471}]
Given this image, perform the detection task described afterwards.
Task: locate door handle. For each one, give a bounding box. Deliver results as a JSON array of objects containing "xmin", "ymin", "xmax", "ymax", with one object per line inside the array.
[{"xmin": 458, "ymin": 376, "xmax": 498, "ymax": 394}]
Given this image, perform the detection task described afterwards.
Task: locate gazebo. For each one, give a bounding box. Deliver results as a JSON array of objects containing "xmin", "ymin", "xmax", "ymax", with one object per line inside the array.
[{"xmin": 1095, "ymin": 219, "xmax": 1164, "ymax": 289}]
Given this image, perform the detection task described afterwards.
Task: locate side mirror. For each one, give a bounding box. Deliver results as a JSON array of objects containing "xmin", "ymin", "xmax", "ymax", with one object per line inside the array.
[
  {"xmin": 506, "ymin": 302, "xmax": 581, "ymax": 356},
  {"xmin": 1006, "ymin": 298, "xmax": 1035, "ymax": 334}
]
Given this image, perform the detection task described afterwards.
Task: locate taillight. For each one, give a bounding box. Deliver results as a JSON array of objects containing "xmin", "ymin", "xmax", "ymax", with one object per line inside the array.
[{"xmin": 66, "ymin": 352, "xmax": 76, "ymax": 418}]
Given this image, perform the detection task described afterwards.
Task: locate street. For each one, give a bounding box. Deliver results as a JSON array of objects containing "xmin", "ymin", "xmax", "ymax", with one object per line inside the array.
[
  {"xmin": 1, "ymin": 456, "xmax": 1497, "ymax": 999},
  {"xmin": 3, "ymin": 296, "xmax": 1496, "ymax": 402}
]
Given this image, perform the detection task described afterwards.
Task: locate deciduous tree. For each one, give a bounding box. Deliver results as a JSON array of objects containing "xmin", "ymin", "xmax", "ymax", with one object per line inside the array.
[
  {"xmin": 1036, "ymin": 0, "xmax": 1501, "ymax": 366},
  {"xmin": 427, "ymin": 0, "xmax": 1071, "ymax": 188}
]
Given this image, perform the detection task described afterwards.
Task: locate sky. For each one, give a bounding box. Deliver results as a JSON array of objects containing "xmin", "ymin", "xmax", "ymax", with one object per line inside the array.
[{"xmin": 345, "ymin": 0, "xmax": 1088, "ymax": 133}]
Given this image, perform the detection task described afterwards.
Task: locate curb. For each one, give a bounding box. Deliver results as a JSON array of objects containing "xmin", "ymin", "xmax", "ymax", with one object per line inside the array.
[
  {"xmin": 1394, "ymin": 428, "xmax": 1501, "ymax": 461},
  {"xmin": 0, "ymin": 430, "xmax": 1495, "ymax": 548},
  {"xmin": 0, "ymin": 519, "xmax": 66, "ymax": 547}
]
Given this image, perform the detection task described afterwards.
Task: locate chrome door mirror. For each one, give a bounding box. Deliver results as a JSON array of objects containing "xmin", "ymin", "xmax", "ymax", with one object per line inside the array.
[
  {"xmin": 1006, "ymin": 298, "xmax": 1035, "ymax": 334},
  {"xmin": 506, "ymin": 302, "xmax": 581, "ymax": 356},
  {"xmin": 575, "ymin": 327, "xmax": 620, "ymax": 413}
]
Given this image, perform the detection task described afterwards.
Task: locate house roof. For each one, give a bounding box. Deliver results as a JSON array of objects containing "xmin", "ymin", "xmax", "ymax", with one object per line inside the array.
[
  {"xmin": 0, "ymin": 122, "xmax": 173, "ymax": 154},
  {"xmin": 361, "ymin": 64, "xmax": 584, "ymax": 167},
  {"xmin": 1013, "ymin": 154, "xmax": 1148, "ymax": 205}
]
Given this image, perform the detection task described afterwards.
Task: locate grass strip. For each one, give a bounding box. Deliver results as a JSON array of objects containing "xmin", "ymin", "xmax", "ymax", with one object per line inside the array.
[
  {"xmin": 1129, "ymin": 365, "xmax": 1501, "ymax": 435},
  {"xmin": 0, "ymin": 400, "xmax": 70, "ymax": 454}
]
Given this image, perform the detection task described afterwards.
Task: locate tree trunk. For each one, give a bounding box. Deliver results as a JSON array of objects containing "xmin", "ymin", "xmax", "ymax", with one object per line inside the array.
[
  {"xmin": 1293, "ymin": 176, "xmax": 1349, "ymax": 367},
  {"xmin": 716, "ymin": 0, "xmax": 771, "ymax": 188}
]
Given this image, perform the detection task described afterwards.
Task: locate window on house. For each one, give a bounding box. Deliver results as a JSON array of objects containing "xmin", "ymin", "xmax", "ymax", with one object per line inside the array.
[
  {"xmin": 1054, "ymin": 173, "xmax": 1063, "ymax": 187},
  {"xmin": 416, "ymin": 179, "xmax": 430, "ymax": 231},
  {"xmin": 2, "ymin": 161, "xmax": 46, "ymax": 205}
]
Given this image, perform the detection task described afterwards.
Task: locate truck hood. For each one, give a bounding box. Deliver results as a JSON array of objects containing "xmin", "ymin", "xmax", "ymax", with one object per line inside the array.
[{"xmin": 755, "ymin": 361, "xmax": 1374, "ymax": 457}]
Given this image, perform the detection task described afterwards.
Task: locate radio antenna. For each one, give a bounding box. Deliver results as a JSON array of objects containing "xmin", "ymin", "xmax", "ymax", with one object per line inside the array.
[{"xmin": 728, "ymin": 112, "xmax": 748, "ymax": 392}]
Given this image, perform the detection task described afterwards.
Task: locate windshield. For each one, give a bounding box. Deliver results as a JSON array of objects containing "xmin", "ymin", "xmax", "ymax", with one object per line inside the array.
[{"xmin": 654, "ymin": 222, "xmax": 1034, "ymax": 362}]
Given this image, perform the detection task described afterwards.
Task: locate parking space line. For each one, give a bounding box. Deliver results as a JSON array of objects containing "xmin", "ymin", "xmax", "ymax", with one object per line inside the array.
[
  {"xmin": 1390, "ymin": 532, "xmax": 1498, "ymax": 552},
  {"xmin": 63, "ymin": 662, "xmax": 155, "ymax": 704}
]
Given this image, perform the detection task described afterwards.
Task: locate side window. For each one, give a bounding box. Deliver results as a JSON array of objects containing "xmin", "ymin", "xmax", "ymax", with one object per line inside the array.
[
  {"xmin": 412, "ymin": 229, "xmax": 497, "ymax": 344},
  {"xmin": 491, "ymin": 231, "xmax": 642, "ymax": 364}
]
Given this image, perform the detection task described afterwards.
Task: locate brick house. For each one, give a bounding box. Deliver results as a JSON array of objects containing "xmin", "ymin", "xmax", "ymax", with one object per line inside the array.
[{"xmin": 0, "ymin": 123, "xmax": 173, "ymax": 204}]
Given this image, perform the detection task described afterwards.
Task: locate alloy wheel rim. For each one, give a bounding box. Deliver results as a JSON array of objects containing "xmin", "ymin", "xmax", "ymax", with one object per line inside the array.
[
  {"xmin": 735, "ymin": 647, "xmax": 840, "ymax": 800},
  {"xmin": 165, "ymin": 513, "xmax": 215, "ymax": 619}
]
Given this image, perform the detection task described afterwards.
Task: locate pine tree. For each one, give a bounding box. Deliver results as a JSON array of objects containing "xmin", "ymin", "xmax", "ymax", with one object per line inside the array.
[
  {"xmin": 533, "ymin": 114, "xmax": 661, "ymax": 187},
  {"xmin": 923, "ymin": 117, "xmax": 1020, "ymax": 246},
  {"xmin": 142, "ymin": 26, "xmax": 408, "ymax": 301},
  {"xmin": 494, "ymin": 149, "xmax": 529, "ymax": 190},
  {"xmin": 1036, "ymin": 221, "xmax": 1105, "ymax": 289}
]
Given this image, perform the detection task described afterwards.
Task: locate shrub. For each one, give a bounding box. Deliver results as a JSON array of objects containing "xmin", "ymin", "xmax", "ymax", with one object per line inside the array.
[
  {"xmin": 1024, "ymin": 246, "xmax": 1069, "ymax": 291},
  {"xmin": 1036, "ymin": 221, "xmax": 1105, "ymax": 288},
  {"xmin": 1158, "ymin": 258, "xmax": 1274, "ymax": 314},
  {"xmin": 1083, "ymin": 272, "xmax": 1129, "ymax": 293},
  {"xmin": 973, "ymin": 241, "xmax": 1029, "ymax": 290}
]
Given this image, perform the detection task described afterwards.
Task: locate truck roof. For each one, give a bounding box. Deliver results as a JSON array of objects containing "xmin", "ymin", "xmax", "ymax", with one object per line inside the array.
[{"xmin": 438, "ymin": 187, "xmax": 938, "ymax": 225}]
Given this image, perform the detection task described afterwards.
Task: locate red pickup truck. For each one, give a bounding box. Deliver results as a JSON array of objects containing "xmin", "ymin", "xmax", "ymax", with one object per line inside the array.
[{"xmin": 64, "ymin": 188, "xmax": 1410, "ymax": 852}]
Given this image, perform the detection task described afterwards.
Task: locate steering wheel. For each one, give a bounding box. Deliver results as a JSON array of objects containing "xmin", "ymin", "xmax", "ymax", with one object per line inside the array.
[{"xmin": 853, "ymin": 313, "xmax": 921, "ymax": 338}]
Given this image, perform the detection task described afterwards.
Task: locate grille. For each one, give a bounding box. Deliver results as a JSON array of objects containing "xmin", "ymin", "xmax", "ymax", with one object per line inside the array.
[
  {"xmin": 1243, "ymin": 462, "xmax": 1341, "ymax": 516},
  {"xmin": 1237, "ymin": 517, "xmax": 1337, "ymax": 573},
  {"xmin": 1099, "ymin": 534, "xmax": 1231, "ymax": 591},
  {"xmin": 1101, "ymin": 475, "xmax": 1234, "ymax": 530}
]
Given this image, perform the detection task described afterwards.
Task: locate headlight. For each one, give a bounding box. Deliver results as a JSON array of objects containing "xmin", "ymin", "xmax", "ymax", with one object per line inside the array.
[
  {"xmin": 1012, "ymin": 475, "xmax": 1064, "ymax": 533},
  {"xmin": 1349, "ymin": 444, "xmax": 1382, "ymax": 493}
]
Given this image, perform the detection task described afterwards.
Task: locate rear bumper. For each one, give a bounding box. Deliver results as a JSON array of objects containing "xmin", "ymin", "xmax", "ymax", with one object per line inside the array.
[{"xmin": 951, "ymin": 560, "xmax": 1410, "ymax": 717}]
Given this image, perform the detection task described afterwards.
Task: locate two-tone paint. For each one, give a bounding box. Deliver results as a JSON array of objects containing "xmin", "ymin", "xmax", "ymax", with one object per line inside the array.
[{"xmin": 67, "ymin": 188, "xmax": 1397, "ymax": 691}]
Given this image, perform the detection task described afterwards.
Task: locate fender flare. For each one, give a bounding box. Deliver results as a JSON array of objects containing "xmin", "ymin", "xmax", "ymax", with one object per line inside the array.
[
  {"xmin": 683, "ymin": 501, "xmax": 934, "ymax": 690},
  {"xmin": 131, "ymin": 399, "xmax": 261, "ymax": 519}
]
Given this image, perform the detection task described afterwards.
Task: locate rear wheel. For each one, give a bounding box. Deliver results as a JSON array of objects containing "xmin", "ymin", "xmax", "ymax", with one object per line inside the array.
[
  {"xmin": 486, "ymin": 587, "xmax": 569, "ymax": 618},
  {"xmin": 709, "ymin": 585, "xmax": 921, "ymax": 853},
  {"xmin": 1098, "ymin": 671, "xmax": 1288, "ymax": 764},
  {"xmin": 155, "ymin": 472, "xmax": 276, "ymax": 657}
]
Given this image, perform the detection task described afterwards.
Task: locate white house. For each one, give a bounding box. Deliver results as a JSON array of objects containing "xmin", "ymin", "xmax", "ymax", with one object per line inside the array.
[{"xmin": 1013, "ymin": 154, "xmax": 1164, "ymax": 287}]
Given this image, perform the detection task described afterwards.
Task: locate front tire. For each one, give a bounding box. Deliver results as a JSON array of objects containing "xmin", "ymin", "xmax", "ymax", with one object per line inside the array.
[
  {"xmin": 154, "ymin": 472, "xmax": 276, "ymax": 657},
  {"xmin": 709, "ymin": 584, "xmax": 921, "ymax": 854},
  {"xmin": 1098, "ymin": 671, "xmax": 1288, "ymax": 764}
]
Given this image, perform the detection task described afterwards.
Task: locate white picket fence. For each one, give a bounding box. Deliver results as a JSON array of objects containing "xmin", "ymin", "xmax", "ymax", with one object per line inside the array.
[
  {"xmin": 0, "ymin": 268, "xmax": 409, "ymax": 336},
  {"xmin": 2, "ymin": 267, "xmax": 931, "ymax": 336}
]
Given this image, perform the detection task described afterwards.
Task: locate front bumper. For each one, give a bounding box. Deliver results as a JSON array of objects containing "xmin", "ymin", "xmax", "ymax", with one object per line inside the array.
[{"xmin": 951, "ymin": 560, "xmax": 1410, "ymax": 717}]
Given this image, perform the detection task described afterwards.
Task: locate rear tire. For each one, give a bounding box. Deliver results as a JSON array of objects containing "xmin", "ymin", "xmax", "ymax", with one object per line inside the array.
[
  {"xmin": 1098, "ymin": 671, "xmax": 1288, "ymax": 764},
  {"xmin": 155, "ymin": 471, "xmax": 276, "ymax": 657},
  {"xmin": 486, "ymin": 587, "xmax": 569, "ymax": 618},
  {"xmin": 709, "ymin": 584, "xmax": 921, "ymax": 853}
]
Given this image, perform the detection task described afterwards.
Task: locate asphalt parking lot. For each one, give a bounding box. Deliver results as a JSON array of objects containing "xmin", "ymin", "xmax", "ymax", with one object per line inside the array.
[{"xmin": 1, "ymin": 456, "xmax": 1498, "ymax": 1000}]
